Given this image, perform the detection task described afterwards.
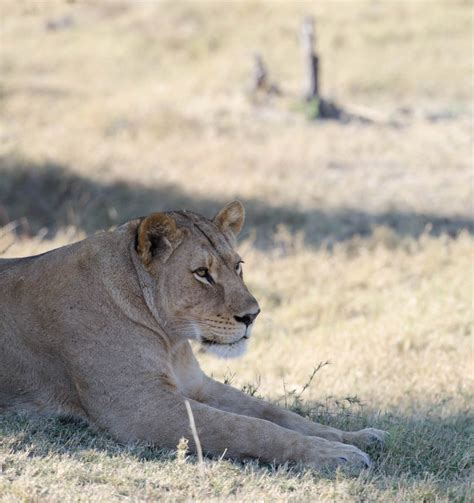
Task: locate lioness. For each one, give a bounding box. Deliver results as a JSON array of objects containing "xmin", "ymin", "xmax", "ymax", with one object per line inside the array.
[{"xmin": 0, "ymin": 201, "xmax": 385, "ymax": 469}]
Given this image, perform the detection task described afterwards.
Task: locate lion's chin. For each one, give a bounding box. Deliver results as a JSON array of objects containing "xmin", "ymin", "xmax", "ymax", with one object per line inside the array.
[{"xmin": 200, "ymin": 337, "xmax": 248, "ymax": 359}]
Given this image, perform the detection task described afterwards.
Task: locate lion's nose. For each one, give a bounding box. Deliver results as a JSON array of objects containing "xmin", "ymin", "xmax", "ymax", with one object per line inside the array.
[{"xmin": 234, "ymin": 309, "xmax": 260, "ymax": 327}]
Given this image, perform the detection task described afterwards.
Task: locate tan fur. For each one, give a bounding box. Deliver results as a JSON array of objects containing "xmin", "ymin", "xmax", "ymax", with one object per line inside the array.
[{"xmin": 0, "ymin": 201, "xmax": 386, "ymax": 470}]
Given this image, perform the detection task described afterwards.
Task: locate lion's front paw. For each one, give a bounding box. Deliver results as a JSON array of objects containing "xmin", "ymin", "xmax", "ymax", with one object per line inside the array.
[
  {"xmin": 343, "ymin": 428, "xmax": 388, "ymax": 449},
  {"xmin": 307, "ymin": 438, "xmax": 372, "ymax": 472}
]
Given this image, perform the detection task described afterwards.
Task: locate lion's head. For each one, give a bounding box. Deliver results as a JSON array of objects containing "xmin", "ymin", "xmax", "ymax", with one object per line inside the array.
[{"xmin": 133, "ymin": 201, "xmax": 260, "ymax": 358}]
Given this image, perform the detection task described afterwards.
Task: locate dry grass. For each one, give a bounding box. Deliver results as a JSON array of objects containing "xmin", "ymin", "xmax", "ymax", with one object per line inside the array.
[{"xmin": 0, "ymin": 1, "xmax": 473, "ymax": 501}]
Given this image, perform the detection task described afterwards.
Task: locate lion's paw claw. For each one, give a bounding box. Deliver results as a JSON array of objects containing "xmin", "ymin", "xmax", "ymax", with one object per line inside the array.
[{"xmin": 344, "ymin": 428, "xmax": 388, "ymax": 448}]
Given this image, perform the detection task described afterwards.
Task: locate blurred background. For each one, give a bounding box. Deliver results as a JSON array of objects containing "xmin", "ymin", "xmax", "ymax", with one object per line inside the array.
[
  {"xmin": 0, "ymin": 0, "xmax": 472, "ymax": 409},
  {"xmin": 1, "ymin": 2, "xmax": 473, "ymax": 499}
]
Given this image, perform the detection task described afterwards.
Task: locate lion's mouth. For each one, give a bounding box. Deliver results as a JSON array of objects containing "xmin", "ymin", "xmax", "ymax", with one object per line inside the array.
[
  {"xmin": 199, "ymin": 330, "xmax": 251, "ymax": 359},
  {"xmin": 201, "ymin": 334, "xmax": 248, "ymax": 347}
]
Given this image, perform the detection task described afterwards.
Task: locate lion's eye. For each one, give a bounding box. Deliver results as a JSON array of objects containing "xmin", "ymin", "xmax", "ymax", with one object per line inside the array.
[
  {"xmin": 193, "ymin": 267, "xmax": 215, "ymax": 285},
  {"xmin": 236, "ymin": 260, "xmax": 244, "ymax": 275}
]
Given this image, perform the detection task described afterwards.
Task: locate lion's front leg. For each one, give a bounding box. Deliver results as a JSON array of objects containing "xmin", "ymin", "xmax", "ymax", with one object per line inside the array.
[
  {"xmin": 197, "ymin": 377, "xmax": 387, "ymax": 449},
  {"xmin": 95, "ymin": 389, "xmax": 371, "ymax": 470}
]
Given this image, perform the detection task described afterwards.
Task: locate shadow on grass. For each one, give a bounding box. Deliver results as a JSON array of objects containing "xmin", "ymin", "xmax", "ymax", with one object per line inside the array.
[
  {"xmin": 1, "ymin": 157, "xmax": 473, "ymax": 250},
  {"xmin": 0, "ymin": 404, "xmax": 471, "ymax": 490}
]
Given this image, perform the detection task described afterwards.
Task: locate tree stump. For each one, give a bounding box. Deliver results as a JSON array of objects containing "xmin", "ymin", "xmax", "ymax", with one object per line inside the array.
[{"xmin": 301, "ymin": 16, "xmax": 319, "ymax": 102}]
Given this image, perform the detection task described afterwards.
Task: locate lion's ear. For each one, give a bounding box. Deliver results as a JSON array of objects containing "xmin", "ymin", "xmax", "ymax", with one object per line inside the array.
[
  {"xmin": 213, "ymin": 201, "xmax": 245, "ymax": 239},
  {"xmin": 136, "ymin": 213, "xmax": 184, "ymax": 266}
]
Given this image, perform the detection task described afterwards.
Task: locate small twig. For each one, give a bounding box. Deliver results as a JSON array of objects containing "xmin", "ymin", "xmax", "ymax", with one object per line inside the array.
[
  {"xmin": 218, "ymin": 448, "xmax": 228, "ymax": 462},
  {"xmin": 184, "ymin": 400, "xmax": 204, "ymax": 475},
  {"xmin": 252, "ymin": 52, "xmax": 268, "ymax": 92},
  {"xmin": 249, "ymin": 52, "xmax": 281, "ymax": 96},
  {"xmin": 300, "ymin": 361, "xmax": 330, "ymax": 397},
  {"xmin": 282, "ymin": 380, "xmax": 288, "ymax": 409}
]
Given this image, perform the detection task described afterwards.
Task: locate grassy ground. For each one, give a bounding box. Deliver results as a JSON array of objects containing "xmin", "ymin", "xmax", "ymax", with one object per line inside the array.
[{"xmin": 0, "ymin": 1, "xmax": 473, "ymax": 501}]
